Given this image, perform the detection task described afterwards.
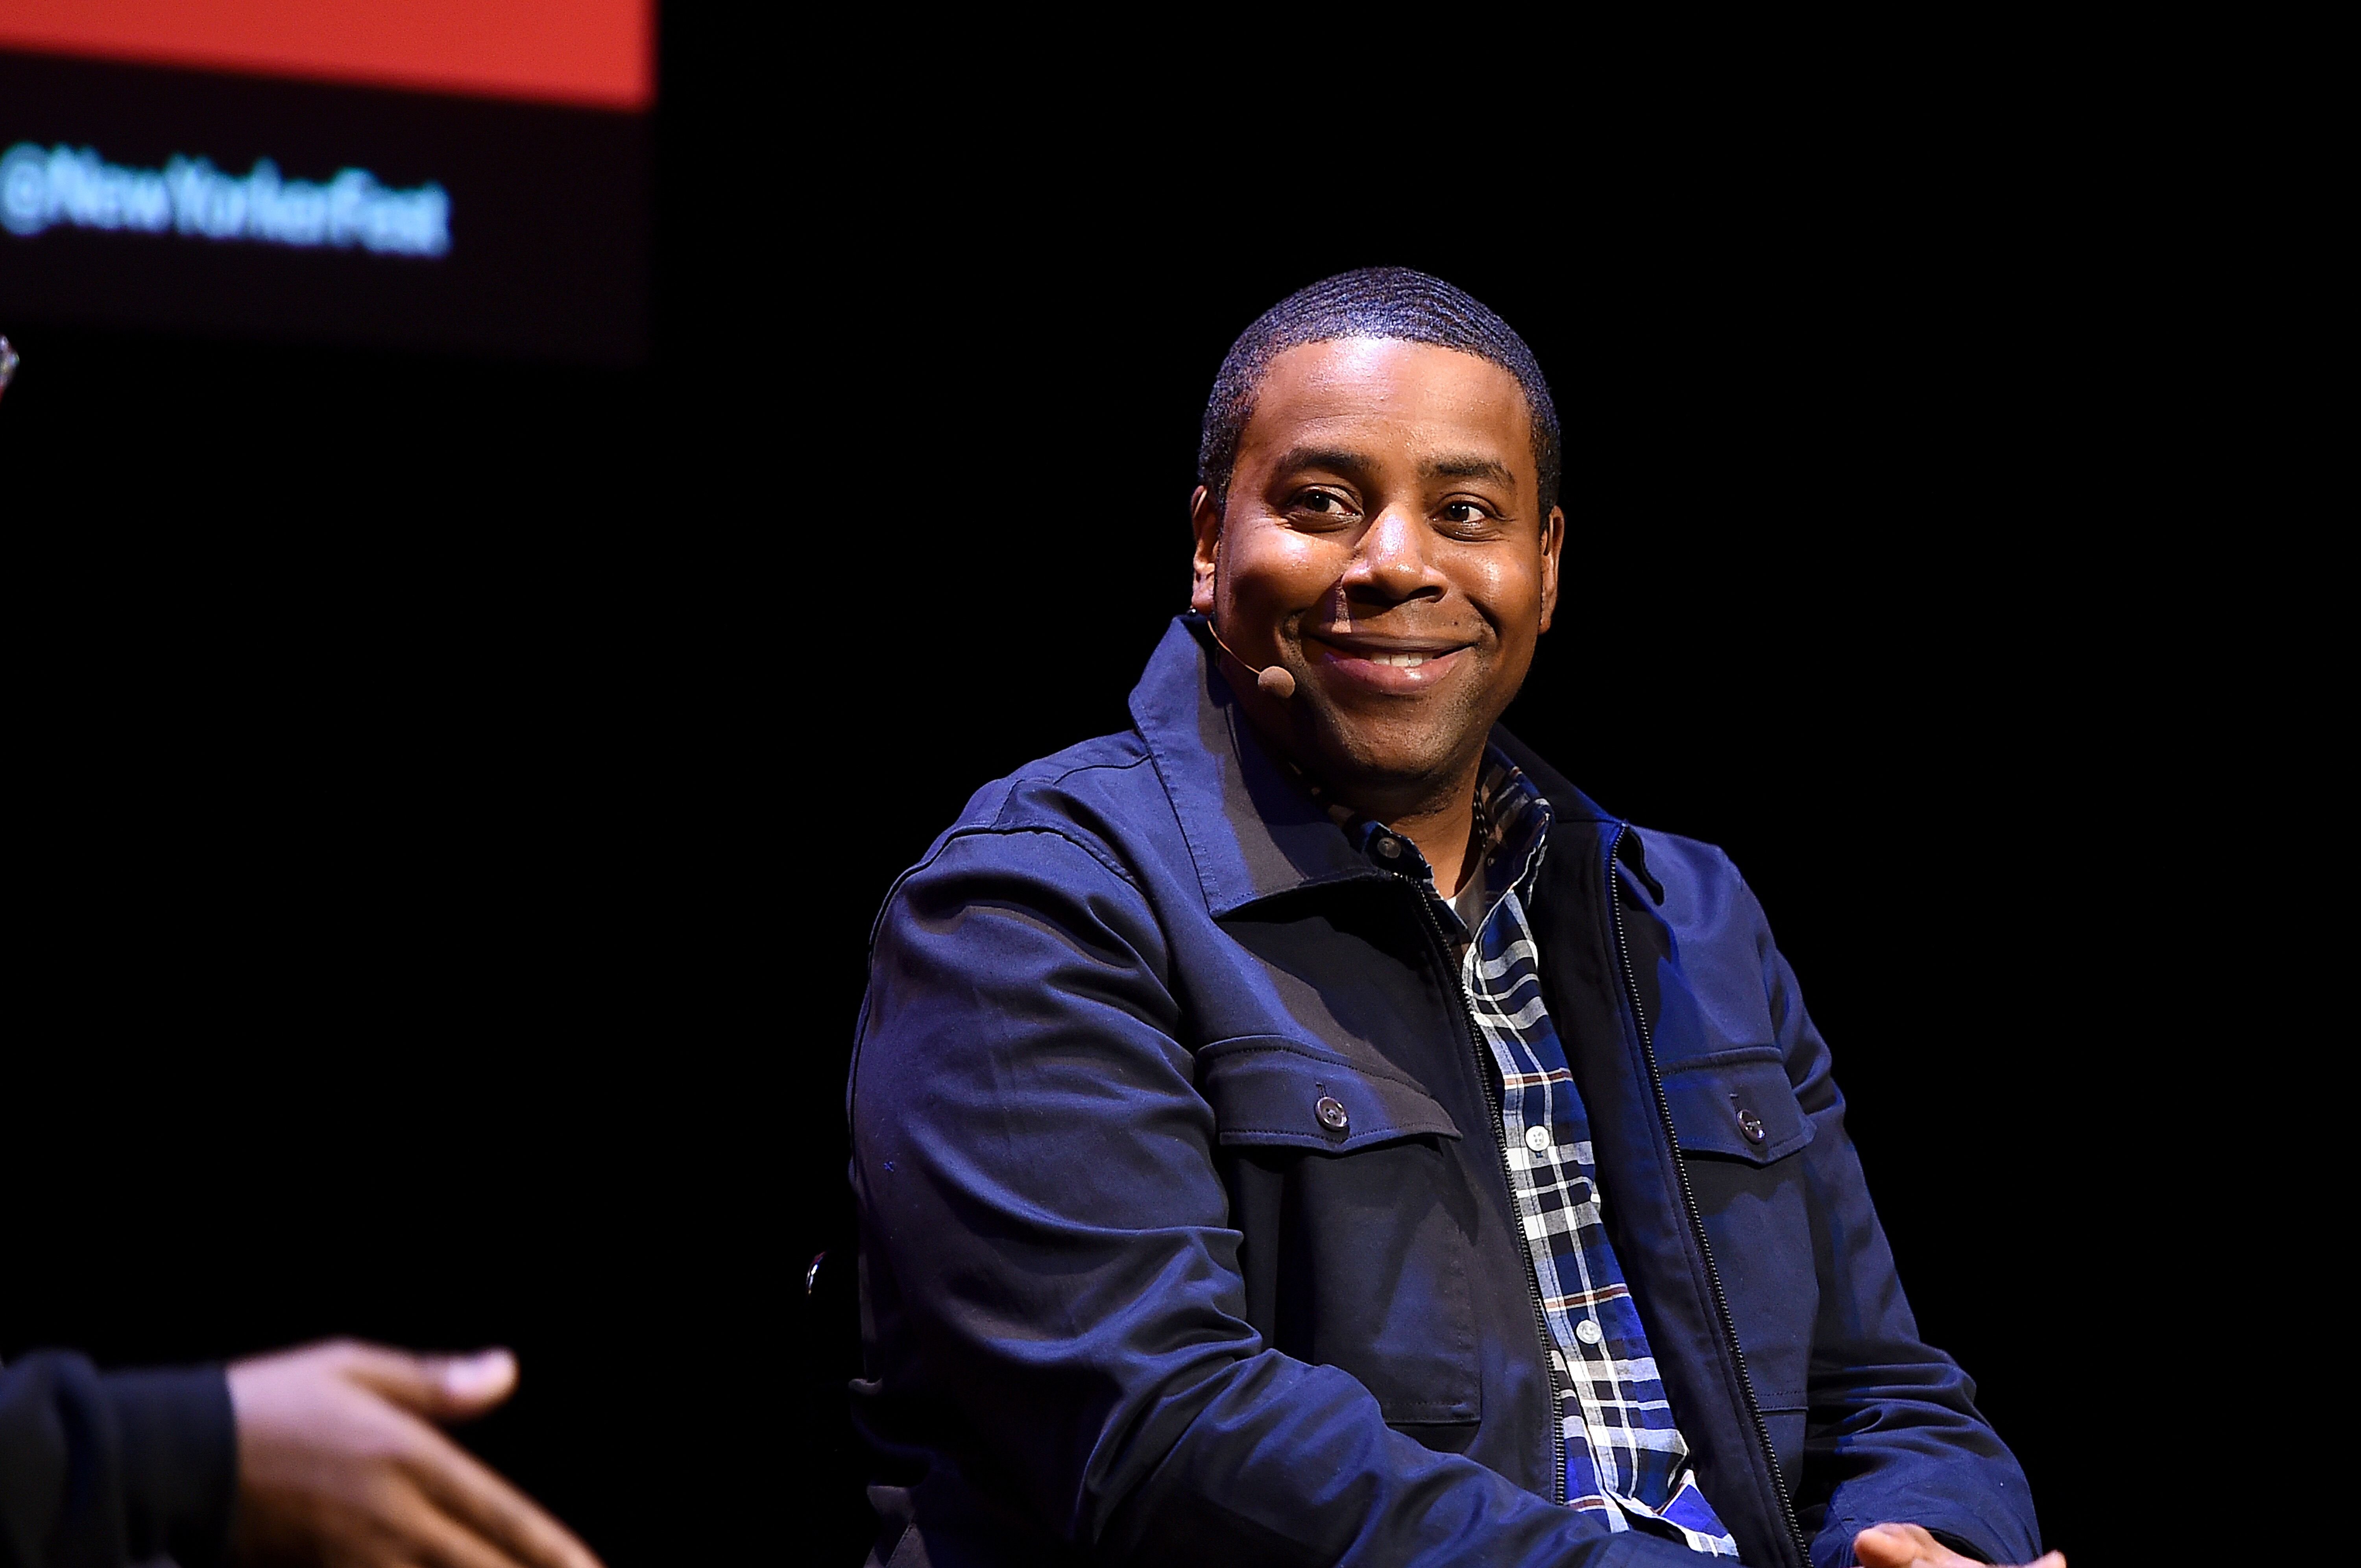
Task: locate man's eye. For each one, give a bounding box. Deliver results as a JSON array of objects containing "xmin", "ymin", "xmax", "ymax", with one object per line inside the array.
[
  {"xmin": 1441, "ymin": 501, "xmax": 1492, "ymax": 525},
  {"xmin": 1293, "ymin": 491, "xmax": 1355, "ymax": 518}
]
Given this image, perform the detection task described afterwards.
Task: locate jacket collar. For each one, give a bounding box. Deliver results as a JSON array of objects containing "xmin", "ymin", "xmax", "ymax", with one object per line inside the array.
[
  {"xmin": 1128, "ymin": 615, "xmax": 1628, "ymax": 918},
  {"xmin": 1129, "ymin": 616, "xmax": 1378, "ymax": 917}
]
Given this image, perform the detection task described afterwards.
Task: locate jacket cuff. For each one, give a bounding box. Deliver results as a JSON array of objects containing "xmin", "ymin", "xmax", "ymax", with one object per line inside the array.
[{"xmin": 101, "ymin": 1365, "xmax": 237, "ymax": 1568}]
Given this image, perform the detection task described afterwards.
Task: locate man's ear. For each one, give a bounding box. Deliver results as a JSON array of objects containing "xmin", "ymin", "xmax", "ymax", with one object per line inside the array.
[
  {"xmin": 1189, "ymin": 484, "xmax": 1222, "ymax": 615},
  {"xmin": 1537, "ymin": 505, "xmax": 1565, "ymax": 633}
]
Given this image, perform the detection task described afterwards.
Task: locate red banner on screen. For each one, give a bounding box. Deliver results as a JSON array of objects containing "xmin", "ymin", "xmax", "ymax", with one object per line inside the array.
[{"xmin": 0, "ymin": 0, "xmax": 652, "ymax": 110}]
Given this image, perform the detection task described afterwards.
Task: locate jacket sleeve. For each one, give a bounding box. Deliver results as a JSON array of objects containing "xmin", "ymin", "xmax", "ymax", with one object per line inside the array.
[
  {"xmin": 0, "ymin": 1351, "xmax": 237, "ymax": 1568},
  {"xmin": 1738, "ymin": 876, "xmax": 2045, "ymax": 1568},
  {"xmin": 850, "ymin": 827, "xmax": 1707, "ymax": 1568}
]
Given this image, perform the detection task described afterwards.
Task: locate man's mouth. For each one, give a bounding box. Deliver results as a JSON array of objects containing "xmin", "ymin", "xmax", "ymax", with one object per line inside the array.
[{"xmin": 1301, "ymin": 633, "xmax": 1473, "ymax": 690}]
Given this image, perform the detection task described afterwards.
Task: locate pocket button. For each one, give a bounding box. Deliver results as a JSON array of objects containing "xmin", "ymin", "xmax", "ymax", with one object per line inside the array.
[
  {"xmin": 1737, "ymin": 1107, "xmax": 1766, "ymax": 1144},
  {"xmin": 1315, "ymin": 1095, "xmax": 1350, "ymax": 1133}
]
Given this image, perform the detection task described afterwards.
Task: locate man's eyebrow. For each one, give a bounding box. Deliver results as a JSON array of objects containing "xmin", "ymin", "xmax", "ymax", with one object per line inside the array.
[
  {"xmin": 1267, "ymin": 448, "xmax": 1520, "ymax": 491},
  {"xmin": 1268, "ymin": 445, "xmax": 1378, "ymax": 478},
  {"xmin": 1421, "ymin": 455, "xmax": 1519, "ymax": 489}
]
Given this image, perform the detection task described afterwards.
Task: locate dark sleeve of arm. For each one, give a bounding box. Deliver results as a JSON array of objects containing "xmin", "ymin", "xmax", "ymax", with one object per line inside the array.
[
  {"xmin": 1737, "ymin": 878, "xmax": 2044, "ymax": 1568},
  {"xmin": 851, "ymin": 830, "xmax": 1694, "ymax": 1568},
  {"xmin": 0, "ymin": 1352, "xmax": 237, "ymax": 1568}
]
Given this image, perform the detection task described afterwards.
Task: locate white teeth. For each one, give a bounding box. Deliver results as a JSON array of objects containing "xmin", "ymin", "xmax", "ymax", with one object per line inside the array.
[{"xmin": 1381, "ymin": 653, "xmax": 1429, "ymax": 668}]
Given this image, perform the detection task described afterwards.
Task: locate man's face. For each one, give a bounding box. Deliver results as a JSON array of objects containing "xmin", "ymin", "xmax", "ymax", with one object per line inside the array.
[{"xmin": 1191, "ymin": 337, "xmax": 1563, "ymax": 806}]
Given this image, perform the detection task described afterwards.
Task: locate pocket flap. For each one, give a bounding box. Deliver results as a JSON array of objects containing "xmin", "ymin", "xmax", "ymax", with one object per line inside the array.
[
  {"xmin": 1199, "ymin": 1034, "xmax": 1461, "ymax": 1153},
  {"xmin": 1661, "ymin": 1048, "xmax": 1813, "ymax": 1165}
]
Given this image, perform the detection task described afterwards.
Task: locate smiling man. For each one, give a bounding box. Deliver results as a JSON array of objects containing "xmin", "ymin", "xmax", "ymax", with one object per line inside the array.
[{"xmin": 847, "ymin": 270, "xmax": 2054, "ymax": 1568}]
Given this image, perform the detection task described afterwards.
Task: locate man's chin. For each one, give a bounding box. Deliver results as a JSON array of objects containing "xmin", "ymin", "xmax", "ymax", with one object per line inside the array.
[{"xmin": 1291, "ymin": 724, "xmax": 1483, "ymax": 817}]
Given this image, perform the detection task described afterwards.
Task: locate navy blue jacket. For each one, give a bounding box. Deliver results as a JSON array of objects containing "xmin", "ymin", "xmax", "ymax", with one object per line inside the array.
[
  {"xmin": 848, "ymin": 618, "xmax": 2040, "ymax": 1568},
  {"xmin": 0, "ymin": 1353, "xmax": 234, "ymax": 1568}
]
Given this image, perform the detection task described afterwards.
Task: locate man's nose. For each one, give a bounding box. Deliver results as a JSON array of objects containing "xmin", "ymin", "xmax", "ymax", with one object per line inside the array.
[{"xmin": 1343, "ymin": 506, "xmax": 1445, "ymax": 604}]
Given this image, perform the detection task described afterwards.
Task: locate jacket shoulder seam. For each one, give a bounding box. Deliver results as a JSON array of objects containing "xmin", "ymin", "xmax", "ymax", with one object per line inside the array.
[
  {"xmin": 1028, "ymin": 749, "xmax": 1156, "ymax": 792},
  {"xmin": 913, "ymin": 820, "xmax": 1144, "ymax": 895}
]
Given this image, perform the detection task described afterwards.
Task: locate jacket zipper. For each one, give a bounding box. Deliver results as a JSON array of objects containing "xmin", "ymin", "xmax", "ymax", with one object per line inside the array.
[
  {"xmin": 1396, "ymin": 873, "xmax": 1568, "ymax": 1507},
  {"xmin": 1604, "ymin": 824, "xmax": 1809, "ymax": 1567}
]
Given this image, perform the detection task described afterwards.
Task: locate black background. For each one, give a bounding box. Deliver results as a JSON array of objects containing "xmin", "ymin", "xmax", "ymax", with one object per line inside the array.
[{"xmin": 2, "ymin": 20, "xmax": 2261, "ymax": 1568}]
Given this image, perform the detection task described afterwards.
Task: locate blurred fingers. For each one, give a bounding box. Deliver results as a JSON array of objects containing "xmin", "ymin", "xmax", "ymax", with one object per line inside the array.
[
  {"xmin": 336, "ymin": 1341, "xmax": 521, "ymax": 1422},
  {"xmin": 403, "ymin": 1427, "xmax": 604, "ymax": 1568},
  {"xmin": 1853, "ymin": 1523, "xmax": 1953, "ymax": 1567},
  {"xmin": 399, "ymin": 1496, "xmax": 545, "ymax": 1568}
]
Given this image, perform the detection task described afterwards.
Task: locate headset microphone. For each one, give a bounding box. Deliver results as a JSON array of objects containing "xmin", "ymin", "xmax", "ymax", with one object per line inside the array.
[{"xmin": 1204, "ymin": 619, "xmax": 1297, "ymax": 700}]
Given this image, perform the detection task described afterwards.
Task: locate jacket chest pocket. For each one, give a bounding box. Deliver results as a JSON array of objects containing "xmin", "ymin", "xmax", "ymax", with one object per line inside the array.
[
  {"xmin": 1661, "ymin": 1046, "xmax": 1818, "ymax": 1417},
  {"xmin": 1199, "ymin": 1034, "xmax": 1485, "ymax": 1437}
]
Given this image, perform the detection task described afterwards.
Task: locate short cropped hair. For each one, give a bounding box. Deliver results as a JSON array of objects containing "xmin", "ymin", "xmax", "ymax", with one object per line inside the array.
[{"xmin": 1197, "ymin": 268, "xmax": 1561, "ymax": 518}]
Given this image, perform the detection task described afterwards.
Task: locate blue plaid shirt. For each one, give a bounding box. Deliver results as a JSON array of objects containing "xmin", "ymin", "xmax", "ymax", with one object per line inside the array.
[{"xmin": 1320, "ymin": 750, "xmax": 1738, "ymax": 1555}]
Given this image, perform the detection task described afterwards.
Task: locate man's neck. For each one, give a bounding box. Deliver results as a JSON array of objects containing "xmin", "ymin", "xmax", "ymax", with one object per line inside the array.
[
  {"xmin": 1304, "ymin": 755, "xmax": 1485, "ymax": 897},
  {"xmin": 1381, "ymin": 788, "xmax": 1482, "ymax": 898}
]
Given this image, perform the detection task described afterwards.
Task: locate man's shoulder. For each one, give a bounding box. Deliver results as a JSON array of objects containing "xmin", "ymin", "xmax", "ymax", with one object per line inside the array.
[
  {"xmin": 1625, "ymin": 822, "xmax": 1747, "ymax": 895},
  {"xmin": 895, "ymin": 725, "xmax": 1188, "ymax": 889},
  {"xmin": 942, "ymin": 727, "xmax": 1164, "ymax": 834},
  {"xmin": 1497, "ymin": 728, "xmax": 1753, "ymax": 914}
]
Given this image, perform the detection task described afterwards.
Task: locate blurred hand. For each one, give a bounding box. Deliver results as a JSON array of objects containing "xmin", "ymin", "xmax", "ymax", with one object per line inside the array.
[
  {"xmin": 1855, "ymin": 1522, "xmax": 2065, "ymax": 1568},
  {"xmin": 227, "ymin": 1339, "xmax": 603, "ymax": 1568}
]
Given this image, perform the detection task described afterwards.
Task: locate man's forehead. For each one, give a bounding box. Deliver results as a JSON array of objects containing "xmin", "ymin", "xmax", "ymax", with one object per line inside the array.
[{"xmin": 1241, "ymin": 338, "xmax": 1536, "ymax": 467}]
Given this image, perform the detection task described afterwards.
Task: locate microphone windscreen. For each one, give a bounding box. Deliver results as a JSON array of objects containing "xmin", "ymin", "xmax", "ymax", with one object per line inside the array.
[{"xmin": 1257, "ymin": 665, "xmax": 1297, "ymax": 700}]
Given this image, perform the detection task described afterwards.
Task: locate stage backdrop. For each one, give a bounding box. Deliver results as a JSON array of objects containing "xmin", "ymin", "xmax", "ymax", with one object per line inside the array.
[{"xmin": 0, "ymin": 0, "xmax": 652, "ymax": 360}]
